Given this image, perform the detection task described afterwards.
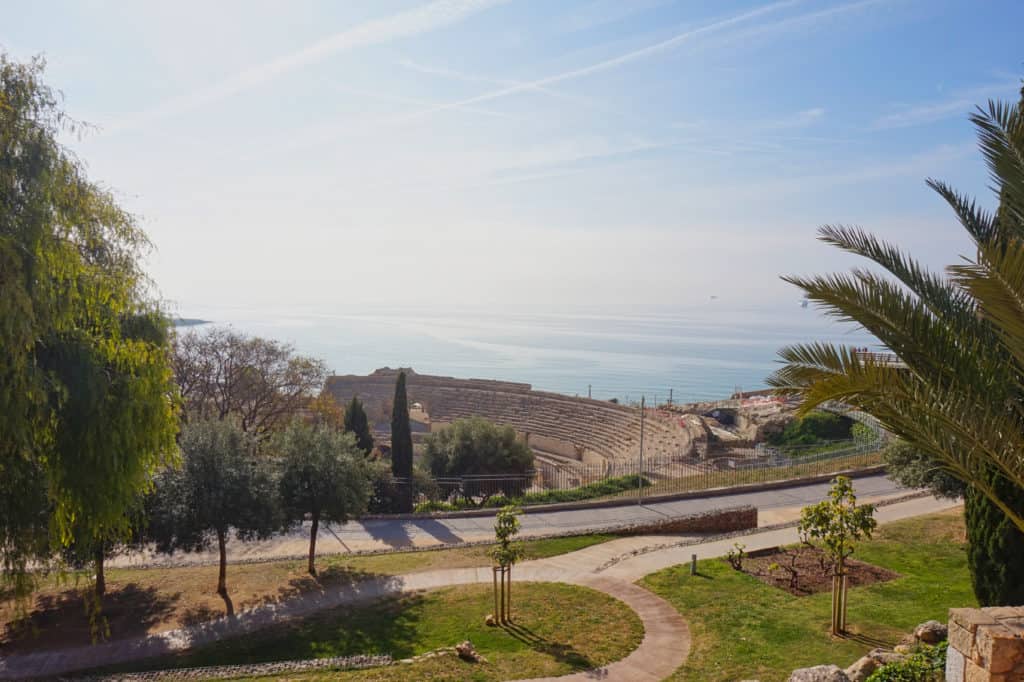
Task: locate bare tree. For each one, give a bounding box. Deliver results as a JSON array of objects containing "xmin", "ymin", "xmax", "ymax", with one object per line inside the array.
[{"xmin": 172, "ymin": 328, "xmax": 327, "ymax": 439}]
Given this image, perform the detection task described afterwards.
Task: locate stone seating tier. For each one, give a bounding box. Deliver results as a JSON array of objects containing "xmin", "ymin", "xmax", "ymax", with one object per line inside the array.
[{"xmin": 324, "ymin": 370, "xmax": 696, "ymax": 463}]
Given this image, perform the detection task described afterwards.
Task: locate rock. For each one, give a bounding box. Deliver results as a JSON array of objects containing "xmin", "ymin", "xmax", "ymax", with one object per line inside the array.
[
  {"xmin": 787, "ymin": 664, "xmax": 851, "ymax": 682},
  {"xmin": 893, "ymin": 644, "xmax": 912, "ymax": 655},
  {"xmin": 867, "ymin": 648, "xmax": 905, "ymax": 665},
  {"xmin": 455, "ymin": 640, "xmax": 486, "ymax": 663},
  {"xmin": 485, "ymin": 613, "xmax": 497, "ymax": 626},
  {"xmin": 913, "ymin": 619, "xmax": 948, "ymax": 644},
  {"xmin": 844, "ymin": 655, "xmax": 879, "ymax": 682}
]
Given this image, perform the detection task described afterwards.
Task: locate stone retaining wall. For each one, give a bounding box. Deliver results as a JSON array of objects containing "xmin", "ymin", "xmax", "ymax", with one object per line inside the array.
[
  {"xmin": 610, "ymin": 505, "xmax": 757, "ymax": 536},
  {"xmin": 68, "ymin": 654, "xmax": 392, "ymax": 681},
  {"xmin": 946, "ymin": 606, "xmax": 1024, "ymax": 681}
]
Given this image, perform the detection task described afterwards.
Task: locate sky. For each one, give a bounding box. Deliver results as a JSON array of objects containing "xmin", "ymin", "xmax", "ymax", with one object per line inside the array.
[{"xmin": 4, "ymin": 0, "xmax": 1024, "ymax": 313}]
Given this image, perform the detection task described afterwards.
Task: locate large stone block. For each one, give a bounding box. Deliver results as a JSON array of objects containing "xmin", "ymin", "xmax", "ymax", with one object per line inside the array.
[
  {"xmin": 787, "ymin": 664, "xmax": 850, "ymax": 682},
  {"xmin": 949, "ymin": 621, "xmax": 975, "ymax": 657}
]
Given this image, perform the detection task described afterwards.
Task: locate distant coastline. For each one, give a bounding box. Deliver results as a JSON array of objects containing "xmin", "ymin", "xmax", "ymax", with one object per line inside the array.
[{"xmin": 172, "ymin": 317, "xmax": 211, "ymax": 327}]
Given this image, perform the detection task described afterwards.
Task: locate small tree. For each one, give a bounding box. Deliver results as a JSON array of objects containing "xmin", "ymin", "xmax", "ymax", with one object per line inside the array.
[
  {"xmin": 424, "ymin": 417, "xmax": 535, "ymax": 504},
  {"xmin": 489, "ymin": 506, "xmax": 524, "ymax": 625},
  {"xmin": 390, "ymin": 372, "xmax": 414, "ymax": 513},
  {"xmin": 276, "ymin": 422, "xmax": 372, "ymax": 576},
  {"xmin": 798, "ymin": 476, "xmax": 876, "ymax": 635},
  {"xmin": 344, "ymin": 397, "xmax": 375, "ymax": 455},
  {"xmin": 148, "ymin": 419, "xmax": 278, "ymax": 614}
]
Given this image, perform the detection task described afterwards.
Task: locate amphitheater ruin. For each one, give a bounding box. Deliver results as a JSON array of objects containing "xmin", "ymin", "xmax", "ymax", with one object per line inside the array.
[{"xmin": 324, "ymin": 368, "xmax": 802, "ymax": 480}]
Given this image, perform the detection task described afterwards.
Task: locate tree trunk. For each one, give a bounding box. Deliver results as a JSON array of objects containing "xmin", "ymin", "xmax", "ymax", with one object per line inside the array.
[
  {"xmin": 308, "ymin": 512, "xmax": 319, "ymax": 576},
  {"xmin": 94, "ymin": 547, "xmax": 106, "ymax": 598},
  {"xmin": 216, "ymin": 528, "xmax": 228, "ymax": 595},
  {"xmin": 216, "ymin": 528, "xmax": 234, "ymax": 616}
]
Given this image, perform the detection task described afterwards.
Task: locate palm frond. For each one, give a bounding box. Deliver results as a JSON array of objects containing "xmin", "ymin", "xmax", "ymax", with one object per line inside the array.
[
  {"xmin": 970, "ymin": 100, "xmax": 1024, "ymax": 234},
  {"xmin": 925, "ymin": 180, "xmax": 999, "ymax": 245}
]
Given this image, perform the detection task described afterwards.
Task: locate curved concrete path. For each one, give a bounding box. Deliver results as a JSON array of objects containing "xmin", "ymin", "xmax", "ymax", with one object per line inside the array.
[{"xmin": 0, "ymin": 494, "xmax": 958, "ymax": 681}]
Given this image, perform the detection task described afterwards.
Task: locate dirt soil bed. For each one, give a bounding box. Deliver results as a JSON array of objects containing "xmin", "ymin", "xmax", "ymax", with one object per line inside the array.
[{"xmin": 739, "ymin": 546, "xmax": 899, "ymax": 596}]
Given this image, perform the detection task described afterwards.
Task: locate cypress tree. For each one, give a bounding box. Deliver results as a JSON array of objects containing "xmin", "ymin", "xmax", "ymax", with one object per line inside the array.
[
  {"xmin": 963, "ymin": 82, "xmax": 1024, "ymax": 607},
  {"xmin": 344, "ymin": 397, "xmax": 374, "ymax": 455},
  {"xmin": 965, "ymin": 475, "xmax": 1024, "ymax": 605},
  {"xmin": 390, "ymin": 371, "xmax": 414, "ymax": 513}
]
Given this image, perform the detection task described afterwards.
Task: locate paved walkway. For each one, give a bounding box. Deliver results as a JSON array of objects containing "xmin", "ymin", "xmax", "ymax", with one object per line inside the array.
[
  {"xmin": 0, "ymin": 493, "xmax": 959, "ymax": 681},
  {"xmin": 109, "ymin": 473, "xmax": 906, "ymax": 567}
]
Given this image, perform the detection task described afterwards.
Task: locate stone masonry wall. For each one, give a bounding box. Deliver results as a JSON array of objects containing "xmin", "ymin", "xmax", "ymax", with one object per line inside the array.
[
  {"xmin": 611, "ymin": 505, "xmax": 757, "ymax": 536},
  {"xmin": 946, "ymin": 606, "xmax": 1024, "ymax": 681}
]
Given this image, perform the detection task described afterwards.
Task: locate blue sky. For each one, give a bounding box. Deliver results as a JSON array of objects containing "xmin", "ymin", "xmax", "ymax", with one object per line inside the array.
[{"xmin": 4, "ymin": 0, "xmax": 1023, "ymax": 312}]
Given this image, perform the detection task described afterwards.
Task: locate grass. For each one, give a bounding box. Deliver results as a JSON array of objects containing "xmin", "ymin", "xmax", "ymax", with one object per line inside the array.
[
  {"xmin": 0, "ymin": 534, "xmax": 615, "ymax": 653},
  {"xmin": 642, "ymin": 508, "xmax": 973, "ymax": 681},
  {"xmin": 415, "ymin": 474, "xmax": 650, "ymax": 511},
  {"xmin": 92, "ymin": 582, "xmax": 645, "ymax": 681}
]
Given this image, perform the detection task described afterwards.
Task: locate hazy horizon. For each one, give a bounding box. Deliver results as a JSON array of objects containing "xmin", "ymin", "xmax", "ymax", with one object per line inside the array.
[{"xmin": 5, "ymin": 1, "xmax": 1023, "ymax": 312}]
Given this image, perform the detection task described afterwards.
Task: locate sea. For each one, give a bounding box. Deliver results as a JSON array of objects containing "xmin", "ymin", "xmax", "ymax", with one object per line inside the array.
[{"xmin": 176, "ymin": 302, "xmax": 875, "ymax": 405}]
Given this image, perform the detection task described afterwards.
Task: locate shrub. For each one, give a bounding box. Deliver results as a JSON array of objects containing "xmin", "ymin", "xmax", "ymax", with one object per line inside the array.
[
  {"xmin": 865, "ymin": 642, "xmax": 946, "ymax": 682},
  {"xmin": 768, "ymin": 411, "xmax": 854, "ymax": 446},
  {"xmin": 481, "ymin": 474, "xmax": 649, "ymax": 508}
]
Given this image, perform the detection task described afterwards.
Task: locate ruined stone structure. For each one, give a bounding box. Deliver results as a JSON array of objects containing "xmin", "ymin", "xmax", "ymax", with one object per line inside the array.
[
  {"xmin": 324, "ymin": 368, "xmax": 698, "ymax": 464},
  {"xmin": 947, "ymin": 606, "xmax": 1024, "ymax": 681}
]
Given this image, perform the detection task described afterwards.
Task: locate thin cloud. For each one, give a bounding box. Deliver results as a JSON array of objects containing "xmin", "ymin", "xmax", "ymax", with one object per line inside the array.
[
  {"xmin": 106, "ymin": 0, "xmax": 507, "ymax": 133},
  {"xmin": 391, "ymin": 0, "xmax": 889, "ymax": 124},
  {"xmin": 871, "ymin": 82, "xmax": 1020, "ymax": 130},
  {"xmin": 768, "ymin": 107, "xmax": 825, "ymax": 129},
  {"xmin": 396, "ymin": 58, "xmax": 586, "ymax": 105},
  {"xmin": 332, "ymin": 83, "xmax": 516, "ymax": 119}
]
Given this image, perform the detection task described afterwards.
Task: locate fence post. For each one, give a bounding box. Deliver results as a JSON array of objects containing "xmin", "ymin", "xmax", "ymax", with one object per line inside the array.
[{"xmin": 637, "ymin": 395, "xmax": 645, "ymax": 505}]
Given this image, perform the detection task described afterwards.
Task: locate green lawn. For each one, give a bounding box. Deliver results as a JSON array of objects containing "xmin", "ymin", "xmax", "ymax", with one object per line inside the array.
[
  {"xmin": 2, "ymin": 534, "xmax": 616, "ymax": 654},
  {"xmin": 94, "ymin": 582, "xmax": 644, "ymax": 682},
  {"xmin": 642, "ymin": 508, "xmax": 973, "ymax": 681}
]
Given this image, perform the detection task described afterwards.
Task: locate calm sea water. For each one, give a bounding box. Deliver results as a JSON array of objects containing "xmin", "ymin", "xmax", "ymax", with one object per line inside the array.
[{"xmin": 177, "ymin": 302, "xmax": 874, "ymax": 404}]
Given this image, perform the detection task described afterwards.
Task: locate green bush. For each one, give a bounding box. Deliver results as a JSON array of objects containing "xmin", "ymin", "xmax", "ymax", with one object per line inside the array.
[
  {"xmin": 481, "ymin": 474, "xmax": 649, "ymax": 508},
  {"xmin": 404, "ymin": 475, "xmax": 650, "ymax": 513},
  {"xmin": 865, "ymin": 642, "xmax": 946, "ymax": 682},
  {"xmin": 851, "ymin": 422, "xmax": 877, "ymax": 442},
  {"xmin": 768, "ymin": 411, "xmax": 854, "ymax": 446}
]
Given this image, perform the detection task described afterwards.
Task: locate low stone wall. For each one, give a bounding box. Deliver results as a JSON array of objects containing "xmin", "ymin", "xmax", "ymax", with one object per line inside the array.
[
  {"xmin": 947, "ymin": 606, "xmax": 1024, "ymax": 681},
  {"xmin": 70, "ymin": 654, "xmax": 392, "ymax": 681},
  {"xmin": 611, "ymin": 505, "xmax": 757, "ymax": 536}
]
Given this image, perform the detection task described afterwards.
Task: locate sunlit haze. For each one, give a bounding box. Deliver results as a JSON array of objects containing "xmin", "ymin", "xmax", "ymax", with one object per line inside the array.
[{"xmin": 4, "ymin": 1, "xmax": 1023, "ymax": 311}]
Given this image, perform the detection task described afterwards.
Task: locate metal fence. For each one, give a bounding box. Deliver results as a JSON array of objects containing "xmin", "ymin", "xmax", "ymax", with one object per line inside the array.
[
  {"xmin": 408, "ymin": 438, "xmax": 884, "ymax": 506},
  {"xmin": 534, "ymin": 440, "xmax": 883, "ymax": 498}
]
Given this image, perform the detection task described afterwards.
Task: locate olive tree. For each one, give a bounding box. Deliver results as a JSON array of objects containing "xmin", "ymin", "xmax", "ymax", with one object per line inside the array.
[
  {"xmin": 276, "ymin": 422, "xmax": 373, "ymax": 576},
  {"xmin": 424, "ymin": 417, "xmax": 534, "ymax": 504},
  {"xmin": 148, "ymin": 419, "xmax": 278, "ymax": 613}
]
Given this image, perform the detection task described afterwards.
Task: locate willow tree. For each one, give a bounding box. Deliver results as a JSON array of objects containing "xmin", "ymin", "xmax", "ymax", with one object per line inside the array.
[
  {"xmin": 0, "ymin": 55, "xmax": 179, "ymax": 597},
  {"xmin": 768, "ymin": 92, "xmax": 1024, "ymax": 536}
]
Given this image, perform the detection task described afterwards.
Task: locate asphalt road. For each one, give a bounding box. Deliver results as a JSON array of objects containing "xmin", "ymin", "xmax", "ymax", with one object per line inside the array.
[{"xmin": 110, "ymin": 473, "xmax": 906, "ymax": 567}]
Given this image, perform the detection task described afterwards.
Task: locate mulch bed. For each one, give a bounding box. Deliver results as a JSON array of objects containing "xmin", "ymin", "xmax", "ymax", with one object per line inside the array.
[{"xmin": 733, "ymin": 546, "xmax": 899, "ymax": 596}]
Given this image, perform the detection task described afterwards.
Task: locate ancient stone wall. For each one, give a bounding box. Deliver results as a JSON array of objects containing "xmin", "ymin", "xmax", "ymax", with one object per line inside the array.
[
  {"xmin": 612, "ymin": 505, "xmax": 757, "ymax": 535},
  {"xmin": 324, "ymin": 368, "xmax": 697, "ymax": 462},
  {"xmin": 946, "ymin": 606, "xmax": 1024, "ymax": 681}
]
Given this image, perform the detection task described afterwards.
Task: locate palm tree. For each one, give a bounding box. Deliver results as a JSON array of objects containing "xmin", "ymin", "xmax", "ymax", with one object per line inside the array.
[{"xmin": 767, "ymin": 93, "xmax": 1024, "ymax": 533}]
